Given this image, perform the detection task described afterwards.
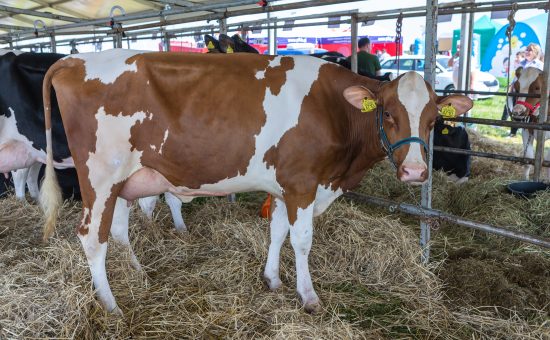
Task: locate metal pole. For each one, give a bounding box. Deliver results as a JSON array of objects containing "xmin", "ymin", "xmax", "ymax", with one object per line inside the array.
[
  {"xmin": 420, "ymin": 0, "xmax": 438, "ymax": 264},
  {"xmin": 533, "ymin": 12, "xmax": 550, "ymax": 180},
  {"xmin": 464, "ymin": 5, "xmax": 475, "ymax": 98},
  {"xmin": 49, "ymin": 33, "xmax": 56, "ymax": 53},
  {"xmin": 433, "ymin": 146, "xmax": 550, "ymax": 167},
  {"xmin": 268, "ymin": 11, "xmax": 276, "ymax": 55},
  {"xmin": 457, "ymin": 10, "xmax": 469, "ymax": 93},
  {"xmin": 344, "ymin": 192, "xmax": 550, "ymax": 249},
  {"xmin": 350, "ymin": 14, "xmax": 358, "ymax": 73},
  {"xmin": 218, "ymin": 18, "xmax": 227, "ymax": 35}
]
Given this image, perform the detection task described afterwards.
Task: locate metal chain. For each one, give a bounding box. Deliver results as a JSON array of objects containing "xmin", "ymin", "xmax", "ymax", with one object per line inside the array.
[
  {"xmin": 505, "ymin": 3, "xmax": 518, "ymax": 117},
  {"xmin": 395, "ymin": 13, "xmax": 403, "ymax": 74}
]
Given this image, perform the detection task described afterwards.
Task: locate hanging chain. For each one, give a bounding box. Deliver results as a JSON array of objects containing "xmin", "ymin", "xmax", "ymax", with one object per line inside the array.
[
  {"xmin": 505, "ymin": 3, "xmax": 518, "ymax": 117},
  {"xmin": 395, "ymin": 13, "xmax": 403, "ymax": 75}
]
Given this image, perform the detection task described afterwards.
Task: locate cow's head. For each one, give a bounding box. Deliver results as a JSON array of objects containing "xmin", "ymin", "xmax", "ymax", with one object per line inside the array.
[
  {"xmin": 344, "ymin": 72, "xmax": 473, "ymax": 184},
  {"xmin": 512, "ymin": 67, "xmax": 543, "ymax": 118}
]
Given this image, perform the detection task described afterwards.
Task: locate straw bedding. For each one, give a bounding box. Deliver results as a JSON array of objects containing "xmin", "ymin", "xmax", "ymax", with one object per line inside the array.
[{"xmin": 0, "ymin": 130, "xmax": 548, "ymax": 339}]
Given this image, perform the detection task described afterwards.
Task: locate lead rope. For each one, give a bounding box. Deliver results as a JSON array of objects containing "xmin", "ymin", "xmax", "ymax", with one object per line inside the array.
[
  {"xmin": 505, "ymin": 3, "xmax": 518, "ymax": 117},
  {"xmin": 395, "ymin": 13, "xmax": 403, "ymax": 75}
]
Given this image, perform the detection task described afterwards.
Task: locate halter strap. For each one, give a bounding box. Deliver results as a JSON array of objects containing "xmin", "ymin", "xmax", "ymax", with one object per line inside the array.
[
  {"xmin": 515, "ymin": 100, "xmax": 540, "ymax": 115},
  {"xmin": 377, "ymin": 106, "xmax": 429, "ymax": 169}
]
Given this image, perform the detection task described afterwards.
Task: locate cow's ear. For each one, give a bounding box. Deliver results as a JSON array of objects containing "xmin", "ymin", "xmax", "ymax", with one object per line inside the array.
[
  {"xmin": 436, "ymin": 95, "xmax": 473, "ymax": 117},
  {"xmin": 343, "ymin": 86, "xmax": 377, "ymax": 111}
]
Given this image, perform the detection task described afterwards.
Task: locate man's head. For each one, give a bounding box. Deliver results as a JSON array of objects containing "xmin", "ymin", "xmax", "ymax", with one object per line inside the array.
[{"xmin": 358, "ymin": 37, "xmax": 371, "ymax": 52}]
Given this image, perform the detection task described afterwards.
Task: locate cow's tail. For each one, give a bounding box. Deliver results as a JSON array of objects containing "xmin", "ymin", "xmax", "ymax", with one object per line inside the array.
[{"xmin": 40, "ymin": 62, "xmax": 63, "ymax": 241}]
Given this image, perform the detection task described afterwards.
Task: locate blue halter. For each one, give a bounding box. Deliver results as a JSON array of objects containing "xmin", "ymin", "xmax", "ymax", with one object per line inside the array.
[{"xmin": 376, "ymin": 105, "xmax": 429, "ymax": 169}]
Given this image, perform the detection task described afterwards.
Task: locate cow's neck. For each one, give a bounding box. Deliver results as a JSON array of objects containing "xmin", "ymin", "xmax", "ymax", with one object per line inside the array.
[{"xmin": 338, "ymin": 93, "xmax": 387, "ymax": 191}]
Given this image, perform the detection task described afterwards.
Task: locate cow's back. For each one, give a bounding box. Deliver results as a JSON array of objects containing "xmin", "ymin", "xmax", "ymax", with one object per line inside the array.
[{"xmin": 51, "ymin": 51, "xmax": 358, "ymax": 192}]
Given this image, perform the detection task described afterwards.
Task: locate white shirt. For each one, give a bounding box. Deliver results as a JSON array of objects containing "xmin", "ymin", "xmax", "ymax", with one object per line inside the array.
[{"xmin": 523, "ymin": 59, "xmax": 543, "ymax": 70}]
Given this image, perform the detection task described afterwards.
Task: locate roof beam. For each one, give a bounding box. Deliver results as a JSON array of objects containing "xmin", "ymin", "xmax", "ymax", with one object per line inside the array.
[
  {"xmin": 0, "ymin": 3, "xmax": 84, "ymax": 23},
  {"xmin": 131, "ymin": 0, "xmax": 166, "ymax": 11}
]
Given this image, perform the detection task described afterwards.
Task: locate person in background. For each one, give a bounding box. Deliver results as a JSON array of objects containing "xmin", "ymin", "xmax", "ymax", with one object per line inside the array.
[
  {"xmin": 379, "ymin": 48, "xmax": 391, "ymax": 63},
  {"xmin": 501, "ymin": 66, "xmax": 523, "ymax": 137},
  {"xmin": 347, "ymin": 37, "xmax": 381, "ymax": 77},
  {"xmin": 513, "ymin": 51, "xmax": 525, "ymax": 72},
  {"xmin": 522, "ymin": 43, "xmax": 543, "ymax": 70}
]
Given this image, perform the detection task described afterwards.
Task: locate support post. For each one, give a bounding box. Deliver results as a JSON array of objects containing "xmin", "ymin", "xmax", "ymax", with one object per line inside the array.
[
  {"xmin": 218, "ymin": 18, "xmax": 227, "ymax": 35},
  {"xmin": 267, "ymin": 11, "xmax": 276, "ymax": 55},
  {"xmin": 50, "ymin": 33, "xmax": 56, "ymax": 53},
  {"xmin": 464, "ymin": 6, "xmax": 475, "ymax": 98},
  {"xmin": 350, "ymin": 14, "xmax": 358, "ymax": 73},
  {"xmin": 163, "ymin": 29, "xmax": 170, "ymax": 51},
  {"xmin": 420, "ymin": 0, "xmax": 438, "ymax": 264},
  {"xmin": 457, "ymin": 10, "xmax": 470, "ymax": 94},
  {"xmin": 533, "ymin": 12, "xmax": 550, "ymax": 180}
]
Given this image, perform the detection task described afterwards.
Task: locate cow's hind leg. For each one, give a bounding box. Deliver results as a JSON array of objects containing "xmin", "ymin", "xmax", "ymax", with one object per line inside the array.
[
  {"xmin": 263, "ymin": 197, "xmax": 290, "ymax": 290},
  {"xmin": 11, "ymin": 167, "xmax": 29, "ymax": 200},
  {"xmin": 165, "ymin": 192, "xmax": 187, "ymax": 232},
  {"xmin": 110, "ymin": 198, "xmax": 142, "ymax": 271},
  {"xmin": 78, "ymin": 193, "xmax": 122, "ymax": 314},
  {"xmin": 26, "ymin": 162, "xmax": 41, "ymax": 200},
  {"xmin": 138, "ymin": 195, "xmax": 158, "ymax": 220}
]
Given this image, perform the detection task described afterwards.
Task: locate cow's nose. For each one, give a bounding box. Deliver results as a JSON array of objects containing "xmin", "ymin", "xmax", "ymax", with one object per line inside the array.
[{"xmin": 399, "ymin": 164, "xmax": 427, "ymax": 184}]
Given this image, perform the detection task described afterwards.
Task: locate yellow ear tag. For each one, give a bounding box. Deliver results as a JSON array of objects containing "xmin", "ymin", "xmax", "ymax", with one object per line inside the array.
[
  {"xmin": 361, "ymin": 98, "xmax": 377, "ymax": 113},
  {"xmin": 440, "ymin": 105, "xmax": 457, "ymax": 118},
  {"xmin": 207, "ymin": 41, "xmax": 215, "ymax": 49},
  {"xmin": 226, "ymin": 46, "xmax": 234, "ymax": 53},
  {"xmin": 442, "ymin": 127, "xmax": 449, "ymax": 135}
]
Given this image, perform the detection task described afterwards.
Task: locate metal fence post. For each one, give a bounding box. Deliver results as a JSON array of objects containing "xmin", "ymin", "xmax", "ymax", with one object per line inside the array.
[
  {"xmin": 533, "ymin": 12, "xmax": 550, "ymax": 181},
  {"xmin": 421, "ymin": 0, "xmax": 438, "ymax": 264},
  {"xmin": 350, "ymin": 14, "xmax": 358, "ymax": 74}
]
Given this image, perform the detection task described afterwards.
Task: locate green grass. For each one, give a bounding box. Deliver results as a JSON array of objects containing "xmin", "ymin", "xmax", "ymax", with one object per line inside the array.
[{"xmin": 467, "ymin": 85, "xmax": 524, "ymax": 145}]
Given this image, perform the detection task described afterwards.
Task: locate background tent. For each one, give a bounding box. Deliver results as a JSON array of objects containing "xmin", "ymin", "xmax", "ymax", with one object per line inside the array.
[
  {"xmin": 481, "ymin": 22, "xmax": 541, "ymax": 77},
  {"xmin": 452, "ymin": 15, "xmax": 500, "ymax": 63}
]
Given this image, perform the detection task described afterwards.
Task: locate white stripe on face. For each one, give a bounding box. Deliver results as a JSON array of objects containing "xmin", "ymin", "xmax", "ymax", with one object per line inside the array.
[{"xmin": 397, "ymin": 72, "xmax": 429, "ymax": 166}]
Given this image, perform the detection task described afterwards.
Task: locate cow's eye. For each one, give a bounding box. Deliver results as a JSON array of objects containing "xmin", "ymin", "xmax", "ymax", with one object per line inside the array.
[{"xmin": 383, "ymin": 111, "xmax": 392, "ymax": 119}]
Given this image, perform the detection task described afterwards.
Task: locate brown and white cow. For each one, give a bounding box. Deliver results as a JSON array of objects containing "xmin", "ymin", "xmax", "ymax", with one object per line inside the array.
[
  {"xmin": 41, "ymin": 49, "xmax": 472, "ymax": 314},
  {"xmin": 511, "ymin": 66, "xmax": 550, "ymax": 180}
]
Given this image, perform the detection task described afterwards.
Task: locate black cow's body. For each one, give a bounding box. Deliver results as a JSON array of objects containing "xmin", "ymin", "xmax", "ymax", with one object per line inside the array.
[
  {"xmin": 433, "ymin": 119, "xmax": 471, "ymax": 180},
  {"xmin": 0, "ymin": 51, "xmax": 80, "ymax": 199}
]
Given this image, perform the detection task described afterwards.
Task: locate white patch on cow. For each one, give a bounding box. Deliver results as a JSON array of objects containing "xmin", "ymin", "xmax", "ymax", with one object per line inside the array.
[
  {"xmin": 147, "ymin": 80, "xmax": 150, "ymax": 85},
  {"xmin": 67, "ymin": 49, "xmax": 146, "ymax": 85},
  {"xmin": 159, "ymin": 129, "xmax": 169, "ymax": 154},
  {"xmin": 150, "ymin": 145, "xmax": 157, "ymax": 151},
  {"xmin": 256, "ymin": 70, "xmax": 265, "ymax": 80},
  {"xmin": 0, "ymin": 49, "xmax": 23, "ymax": 56},
  {"xmin": 86, "ymin": 107, "xmax": 147, "ymax": 243},
  {"xmin": 513, "ymin": 67, "xmax": 542, "ymax": 113},
  {"xmin": 171, "ymin": 56, "xmax": 327, "ymax": 196},
  {"xmin": 397, "ymin": 73, "xmax": 429, "ymax": 166},
  {"xmin": 313, "ymin": 184, "xmax": 343, "ymax": 217},
  {"xmin": 0, "ymin": 108, "xmax": 45, "ymax": 171}
]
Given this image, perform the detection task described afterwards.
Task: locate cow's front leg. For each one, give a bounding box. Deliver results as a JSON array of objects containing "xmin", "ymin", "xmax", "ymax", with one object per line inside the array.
[
  {"xmin": 110, "ymin": 198, "xmax": 141, "ymax": 271},
  {"xmin": 287, "ymin": 196, "xmax": 321, "ymax": 314},
  {"xmin": 26, "ymin": 162, "xmax": 41, "ymax": 200},
  {"xmin": 522, "ymin": 129, "xmax": 534, "ymax": 180},
  {"xmin": 11, "ymin": 167, "xmax": 29, "ymax": 200},
  {"xmin": 263, "ymin": 197, "xmax": 290, "ymax": 290},
  {"xmin": 164, "ymin": 192, "xmax": 187, "ymax": 232}
]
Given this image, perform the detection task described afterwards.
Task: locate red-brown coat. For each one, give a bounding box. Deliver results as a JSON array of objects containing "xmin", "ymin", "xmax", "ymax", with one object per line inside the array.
[{"xmin": 41, "ymin": 49, "xmax": 472, "ymax": 313}]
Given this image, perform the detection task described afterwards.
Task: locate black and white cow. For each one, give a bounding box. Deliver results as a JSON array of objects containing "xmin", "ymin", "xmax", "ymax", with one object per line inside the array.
[
  {"xmin": 0, "ymin": 50, "xmax": 79, "ymax": 200},
  {"xmin": 433, "ymin": 118, "xmax": 470, "ymax": 183},
  {"xmin": 0, "ymin": 50, "xmax": 185, "ymax": 232}
]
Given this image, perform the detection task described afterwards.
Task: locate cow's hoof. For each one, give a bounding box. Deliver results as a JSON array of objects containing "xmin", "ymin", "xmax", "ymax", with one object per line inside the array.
[
  {"xmin": 174, "ymin": 225, "xmax": 188, "ymax": 234},
  {"xmin": 262, "ymin": 275, "xmax": 282, "ymax": 291},
  {"xmin": 303, "ymin": 301, "xmax": 323, "ymax": 314},
  {"xmin": 110, "ymin": 305, "xmax": 124, "ymax": 316}
]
